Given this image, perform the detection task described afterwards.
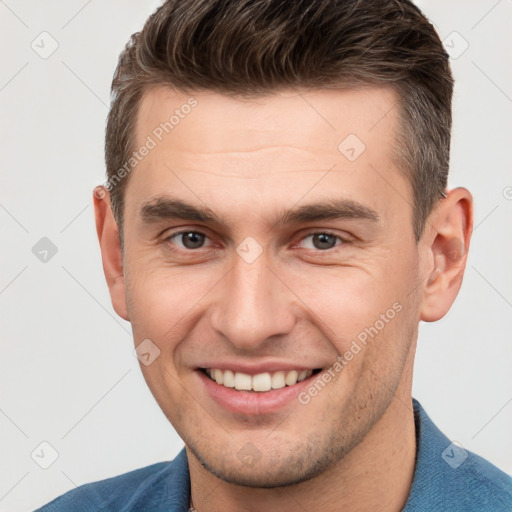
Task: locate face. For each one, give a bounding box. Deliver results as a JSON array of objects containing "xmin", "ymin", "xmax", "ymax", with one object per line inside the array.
[{"xmin": 117, "ymin": 86, "xmax": 427, "ymax": 486}]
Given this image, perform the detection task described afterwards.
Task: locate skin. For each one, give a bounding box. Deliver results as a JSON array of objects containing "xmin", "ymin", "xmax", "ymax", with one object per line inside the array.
[{"xmin": 94, "ymin": 86, "xmax": 473, "ymax": 511}]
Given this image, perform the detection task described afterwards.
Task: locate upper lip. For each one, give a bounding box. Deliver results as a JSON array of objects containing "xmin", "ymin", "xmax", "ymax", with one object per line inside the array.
[{"xmin": 197, "ymin": 360, "xmax": 324, "ymax": 375}]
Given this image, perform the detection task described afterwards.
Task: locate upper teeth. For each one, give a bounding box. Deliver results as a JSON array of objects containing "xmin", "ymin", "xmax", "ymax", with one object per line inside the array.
[{"xmin": 205, "ymin": 369, "xmax": 313, "ymax": 392}]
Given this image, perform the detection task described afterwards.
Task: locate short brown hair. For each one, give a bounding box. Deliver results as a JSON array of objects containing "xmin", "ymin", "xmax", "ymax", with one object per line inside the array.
[{"xmin": 105, "ymin": 0, "xmax": 453, "ymax": 242}]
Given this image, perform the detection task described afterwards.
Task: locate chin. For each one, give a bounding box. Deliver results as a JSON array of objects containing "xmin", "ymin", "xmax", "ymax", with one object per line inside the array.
[{"xmin": 187, "ymin": 433, "xmax": 351, "ymax": 489}]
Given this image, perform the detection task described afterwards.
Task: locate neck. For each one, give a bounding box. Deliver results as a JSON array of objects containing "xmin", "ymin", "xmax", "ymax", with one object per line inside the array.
[{"xmin": 188, "ymin": 389, "xmax": 417, "ymax": 512}]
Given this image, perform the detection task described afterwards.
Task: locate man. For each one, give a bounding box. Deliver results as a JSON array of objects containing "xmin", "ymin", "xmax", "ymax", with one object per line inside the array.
[{"xmin": 37, "ymin": 0, "xmax": 512, "ymax": 510}]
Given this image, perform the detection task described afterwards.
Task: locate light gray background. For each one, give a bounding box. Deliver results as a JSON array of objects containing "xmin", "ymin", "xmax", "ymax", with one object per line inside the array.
[{"xmin": 1, "ymin": 1, "xmax": 511, "ymax": 511}]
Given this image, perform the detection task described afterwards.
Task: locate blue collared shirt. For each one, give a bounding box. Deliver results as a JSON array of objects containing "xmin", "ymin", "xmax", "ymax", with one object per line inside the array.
[{"xmin": 36, "ymin": 399, "xmax": 512, "ymax": 511}]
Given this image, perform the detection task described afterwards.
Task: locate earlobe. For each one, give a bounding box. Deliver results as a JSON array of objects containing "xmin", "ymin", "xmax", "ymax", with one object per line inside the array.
[
  {"xmin": 420, "ymin": 188, "xmax": 473, "ymax": 322},
  {"xmin": 93, "ymin": 186, "xmax": 130, "ymax": 321}
]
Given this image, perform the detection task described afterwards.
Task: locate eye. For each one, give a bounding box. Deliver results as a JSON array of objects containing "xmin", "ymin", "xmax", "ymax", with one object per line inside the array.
[
  {"xmin": 166, "ymin": 230, "xmax": 210, "ymax": 250},
  {"xmin": 298, "ymin": 232, "xmax": 344, "ymax": 250}
]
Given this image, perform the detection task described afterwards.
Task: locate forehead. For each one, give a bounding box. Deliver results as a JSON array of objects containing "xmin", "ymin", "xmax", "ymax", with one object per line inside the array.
[
  {"xmin": 126, "ymin": 85, "xmax": 410, "ymax": 230},
  {"xmin": 135, "ymin": 85, "xmax": 399, "ymax": 162}
]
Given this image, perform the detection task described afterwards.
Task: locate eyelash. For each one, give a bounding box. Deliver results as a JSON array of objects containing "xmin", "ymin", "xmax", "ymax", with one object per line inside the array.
[{"xmin": 163, "ymin": 229, "xmax": 349, "ymax": 252}]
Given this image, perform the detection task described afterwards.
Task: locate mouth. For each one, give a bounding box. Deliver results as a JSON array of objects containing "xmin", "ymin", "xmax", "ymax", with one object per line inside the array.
[
  {"xmin": 196, "ymin": 363, "xmax": 326, "ymax": 415},
  {"xmin": 200, "ymin": 368, "xmax": 323, "ymax": 392}
]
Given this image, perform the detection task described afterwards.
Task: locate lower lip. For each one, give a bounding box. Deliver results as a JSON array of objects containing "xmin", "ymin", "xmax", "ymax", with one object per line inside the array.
[{"xmin": 197, "ymin": 370, "xmax": 317, "ymax": 415}]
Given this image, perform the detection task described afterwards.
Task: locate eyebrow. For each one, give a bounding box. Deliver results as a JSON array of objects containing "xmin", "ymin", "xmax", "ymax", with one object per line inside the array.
[{"xmin": 140, "ymin": 196, "xmax": 380, "ymax": 227}]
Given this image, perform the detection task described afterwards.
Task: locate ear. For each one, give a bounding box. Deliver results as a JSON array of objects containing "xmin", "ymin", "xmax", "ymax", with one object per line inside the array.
[
  {"xmin": 93, "ymin": 186, "xmax": 129, "ymax": 321},
  {"xmin": 420, "ymin": 187, "xmax": 473, "ymax": 322}
]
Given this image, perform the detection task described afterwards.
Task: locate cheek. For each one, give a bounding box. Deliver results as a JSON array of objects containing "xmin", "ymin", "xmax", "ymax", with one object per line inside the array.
[
  {"xmin": 298, "ymin": 257, "xmax": 419, "ymax": 364},
  {"xmin": 296, "ymin": 270, "xmax": 400, "ymax": 338},
  {"xmin": 124, "ymin": 261, "xmax": 217, "ymax": 343}
]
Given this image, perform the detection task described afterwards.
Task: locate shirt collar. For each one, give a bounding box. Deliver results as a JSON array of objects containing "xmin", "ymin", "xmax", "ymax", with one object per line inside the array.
[{"xmin": 162, "ymin": 399, "xmax": 459, "ymax": 510}]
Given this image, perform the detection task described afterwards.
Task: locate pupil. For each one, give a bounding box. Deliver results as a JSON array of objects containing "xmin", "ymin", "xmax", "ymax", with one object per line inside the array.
[
  {"xmin": 183, "ymin": 232, "xmax": 204, "ymax": 249},
  {"xmin": 314, "ymin": 233, "xmax": 336, "ymax": 250}
]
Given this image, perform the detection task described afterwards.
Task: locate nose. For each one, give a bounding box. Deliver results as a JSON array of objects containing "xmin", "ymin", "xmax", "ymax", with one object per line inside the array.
[{"xmin": 209, "ymin": 250, "xmax": 297, "ymax": 351}]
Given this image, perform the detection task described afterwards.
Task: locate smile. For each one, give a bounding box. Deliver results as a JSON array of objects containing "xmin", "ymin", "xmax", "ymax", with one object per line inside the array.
[{"xmin": 203, "ymin": 368, "xmax": 320, "ymax": 392}]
